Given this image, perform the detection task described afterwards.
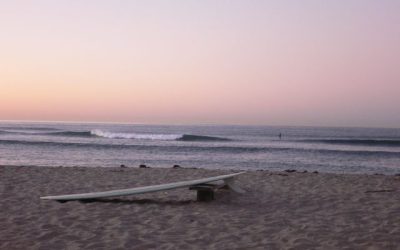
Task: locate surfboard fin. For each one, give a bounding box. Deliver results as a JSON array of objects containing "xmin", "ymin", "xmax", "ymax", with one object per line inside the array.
[{"xmin": 224, "ymin": 177, "xmax": 246, "ymax": 194}]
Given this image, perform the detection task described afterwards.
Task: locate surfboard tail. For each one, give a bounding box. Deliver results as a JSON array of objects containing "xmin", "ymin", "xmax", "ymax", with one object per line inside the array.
[{"xmin": 224, "ymin": 177, "xmax": 246, "ymax": 194}]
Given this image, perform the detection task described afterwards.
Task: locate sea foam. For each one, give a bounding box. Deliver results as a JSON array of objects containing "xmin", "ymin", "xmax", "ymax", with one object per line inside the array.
[{"xmin": 90, "ymin": 129, "xmax": 182, "ymax": 140}]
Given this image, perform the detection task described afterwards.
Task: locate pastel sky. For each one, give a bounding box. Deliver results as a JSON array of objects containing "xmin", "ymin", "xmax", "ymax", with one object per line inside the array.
[{"xmin": 1, "ymin": 1, "xmax": 399, "ymax": 127}]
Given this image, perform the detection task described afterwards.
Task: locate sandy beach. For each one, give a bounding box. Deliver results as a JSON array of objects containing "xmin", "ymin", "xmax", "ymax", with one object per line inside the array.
[{"xmin": 1, "ymin": 165, "xmax": 399, "ymax": 250}]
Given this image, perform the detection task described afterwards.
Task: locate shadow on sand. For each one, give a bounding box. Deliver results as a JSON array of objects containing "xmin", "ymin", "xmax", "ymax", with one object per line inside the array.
[{"xmin": 56, "ymin": 198, "xmax": 194, "ymax": 205}]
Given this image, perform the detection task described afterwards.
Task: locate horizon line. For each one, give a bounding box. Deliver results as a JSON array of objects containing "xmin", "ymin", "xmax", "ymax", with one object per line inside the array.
[{"xmin": 0, "ymin": 119, "xmax": 398, "ymax": 130}]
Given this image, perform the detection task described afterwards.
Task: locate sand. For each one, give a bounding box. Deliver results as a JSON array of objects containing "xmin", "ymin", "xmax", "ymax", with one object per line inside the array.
[{"xmin": 0, "ymin": 165, "xmax": 399, "ymax": 250}]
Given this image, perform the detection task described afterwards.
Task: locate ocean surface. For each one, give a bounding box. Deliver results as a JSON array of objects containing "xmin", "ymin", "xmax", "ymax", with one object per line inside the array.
[{"xmin": 0, "ymin": 122, "xmax": 399, "ymax": 175}]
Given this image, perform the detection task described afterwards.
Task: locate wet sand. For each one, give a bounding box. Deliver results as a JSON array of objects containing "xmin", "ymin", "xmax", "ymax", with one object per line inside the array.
[{"xmin": 1, "ymin": 165, "xmax": 399, "ymax": 250}]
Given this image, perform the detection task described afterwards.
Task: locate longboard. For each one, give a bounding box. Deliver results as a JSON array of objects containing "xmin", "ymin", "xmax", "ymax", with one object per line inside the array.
[{"xmin": 40, "ymin": 172, "xmax": 245, "ymax": 201}]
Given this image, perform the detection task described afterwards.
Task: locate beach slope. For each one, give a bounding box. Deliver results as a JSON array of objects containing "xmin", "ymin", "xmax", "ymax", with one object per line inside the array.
[{"xmin": 1, "ymin": 166, "xmax": 399, "ymax": 249}]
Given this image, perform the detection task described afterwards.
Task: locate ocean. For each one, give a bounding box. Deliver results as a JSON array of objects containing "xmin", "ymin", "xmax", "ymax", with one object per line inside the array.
[{"xmin": 0, "ymin": 122, "xmax": 399, "ymax": 175}]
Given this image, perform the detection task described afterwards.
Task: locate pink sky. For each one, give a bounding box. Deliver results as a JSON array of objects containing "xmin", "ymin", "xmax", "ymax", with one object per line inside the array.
[{"xmin": 1, "ymin": 1, "xmax": 399, "ymax": 127}]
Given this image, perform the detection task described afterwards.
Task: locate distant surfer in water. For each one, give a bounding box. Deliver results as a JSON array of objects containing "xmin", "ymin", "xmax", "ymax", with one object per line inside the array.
[{"xmin": 279, "ymin": 133, "xmax": 282, "ymax": 140}]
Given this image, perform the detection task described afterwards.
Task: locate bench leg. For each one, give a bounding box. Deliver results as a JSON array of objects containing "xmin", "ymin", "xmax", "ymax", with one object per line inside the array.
[{"xmin": 197, "ymin": 189, "xmax": 214, "ymax": 202}]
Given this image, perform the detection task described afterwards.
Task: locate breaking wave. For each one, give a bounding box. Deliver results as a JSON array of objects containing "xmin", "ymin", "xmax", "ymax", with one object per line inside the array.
[
  {"xmin": 90, "ymin": 130, "xmax": 182, "ymax": 140},
  {"xmin": 90, "ymin": 129, "xmax": 230, "ymax": 141},
  {"xmin": 0, "ymin": 128, "xmax": 230, "ymax": 141}
]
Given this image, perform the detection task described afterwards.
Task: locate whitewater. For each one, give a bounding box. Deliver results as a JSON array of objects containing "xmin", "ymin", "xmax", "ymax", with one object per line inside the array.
[{"xmin": 0, "ymin": 122, "xmax": 399, "ymax": 174}]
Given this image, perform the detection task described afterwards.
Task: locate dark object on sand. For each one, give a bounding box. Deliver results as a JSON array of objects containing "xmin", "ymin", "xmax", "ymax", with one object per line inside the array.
[
  {"xmin": 189, "ymin": 184, "xmax": 219, "ymax": 202},
  {"xmin": 285, "ymin": 169, "xmax": 297, "ymax": 173},
  {"xmin": 313, "ymin": 171, "xmax": 319, "ymax": 174},
  {"xmin": 120, "ymin": 164, "xmax": 126, "ymax": 168},
  {"xmin": 139, "ymin": 164, "xmax": 149, "ymax": 168},
  {"xmin": 173, "ymin": 165, "xmax": 181, "ymax": 169},
  {"xmin": 365, "ymin": 189, "xmax": 395, "ymax": 193}
]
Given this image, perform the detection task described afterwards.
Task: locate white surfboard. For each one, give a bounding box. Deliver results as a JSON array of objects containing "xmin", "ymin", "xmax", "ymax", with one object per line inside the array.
[{"xmin": 40, "ymin": 172, "xmax": 245, "ymax": 201}]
